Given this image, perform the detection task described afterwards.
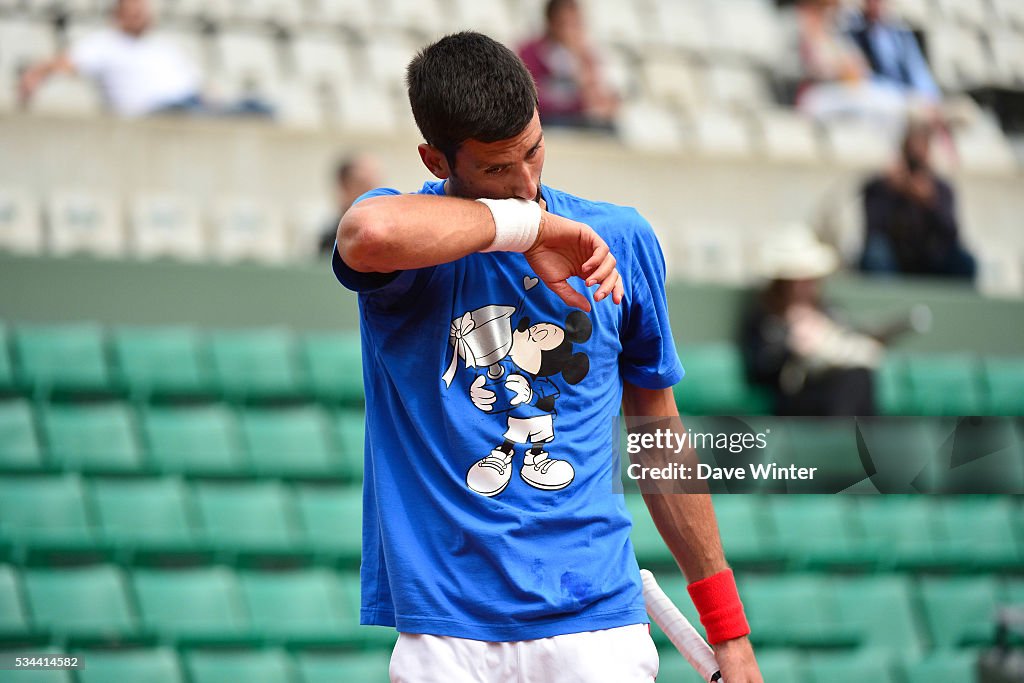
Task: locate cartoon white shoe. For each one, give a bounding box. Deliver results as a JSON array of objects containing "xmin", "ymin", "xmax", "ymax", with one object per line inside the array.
[
  {"xmin": 520, "ymin": 450, "xmax": 574, "ymax": 490},
  {"xmin": 466, "ymin": 449, "xmax": 515, "ymax": 496}
]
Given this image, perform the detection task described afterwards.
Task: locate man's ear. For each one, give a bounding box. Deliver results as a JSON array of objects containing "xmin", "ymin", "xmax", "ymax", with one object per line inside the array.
[{"xmin": 418, "ymin": 143, "xmax": 450, "ymax": 180}]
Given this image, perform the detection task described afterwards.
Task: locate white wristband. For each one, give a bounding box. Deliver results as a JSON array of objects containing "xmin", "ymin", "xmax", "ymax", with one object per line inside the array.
[{"xmin": 476, "ymin": 198, "xmax": 541, "ymax": 253}]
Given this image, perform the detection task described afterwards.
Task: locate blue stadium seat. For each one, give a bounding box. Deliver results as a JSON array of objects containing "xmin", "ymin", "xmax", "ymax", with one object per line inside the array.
[
  {"xmin": 710, "ymin": 494, "xmax": 781, "ymax": 566},
  {"xmin": 854, "ymin": 496, "xmax": 947, "ymax": 570},
  {"xmin": 904, "ymin": 354, "xmax": 984, "ymax": 416},
  {"xmin": 0, "ymin": 325, "xmax": 14, "ymax": 393},
  {"xmin": 296, "ymin": 651, "xmax": 392, "ymax": 682},
  {"xmin": 981, "ymin": 357, "xmax": 1024, "ymax": 416},
  {"xmin": 937, "ymin": 495, "xmax": 1022, "ymax": 570},
  {"xmin": 334, "ymin": 409, "xmax": 365, "ymax": 482},
  {"xmin": 902, "ymin": 650, "xmax": 979, "ymax": 683}
]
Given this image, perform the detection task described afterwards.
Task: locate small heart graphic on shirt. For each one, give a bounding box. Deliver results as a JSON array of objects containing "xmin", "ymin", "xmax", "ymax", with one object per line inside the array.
[{"xmin": 524, "ymin": 276, "xmax": 539, "ymax": 291}]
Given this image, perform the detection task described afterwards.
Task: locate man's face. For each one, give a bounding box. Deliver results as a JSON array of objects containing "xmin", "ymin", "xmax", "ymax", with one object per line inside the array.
[
  {"xmin": 421, "ymin": 110, "xmax": 546, "ymax": 203},
  {"xmin": 549, "ymin": 3, "xmax": 585, "ymax": 47},
  {"xmin": 338, "ymin": 156, "xmax": 382, "ymax": 207},
  {"xmin": 116, "ymin": 0, "xmax": 152, "ymax": 36}
]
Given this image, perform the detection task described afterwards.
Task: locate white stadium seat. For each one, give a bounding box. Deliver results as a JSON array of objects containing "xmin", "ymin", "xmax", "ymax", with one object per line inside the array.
[
  {"xmin": 688, "ymin": 110, "xmax": 755, "ymax": 159},
  {"xmin": 955, "ymin": 121, "xmax": 1018, "ymax": 175},
  {"xmin": 616, "ymin": 101, "xmax": 684, "ymax": 152},
  {"xmin": 990, "ymin": 0, "xmax": 1024, "ymax": 31},
  {"xmin": 305, "ymin": 0, "xmax": 375, "ymax": 31},
  {"xmin": 29, "ymin": 74, "xmax": 103, "ymax": 116},
  {"xmin": 823, "ymin": 119, "xmax": 894, "ymax": 167},
  {"xmin": 927, "ymin": 24, "xmax": 991, "ymax": 90},
  {"xmin": 0, "ymin": 187, "xmax": 43, "ymax": 255},
  {"xmin": 703, "ymin": 63, "xmax": 773, "ymax": 112},
  {"xmin": 678, "ymin": 229, "xmax": 748, "ymax": 285},
  {"xmin": 707, "ymin": 0, "xmax": 783, "ymax": 66},
  {"xmin": 756, "ymin": 109, "xmax": 822, "ymax": 163},
  {"xmin": 582, "ymin": 0, "xmax": 645, "ymax": 48},
  {"xmin": 288, "ymin": 35, "xmax": 353, "ymax": 92},
  {"xmin": 291, "ymin": 201, "xmax": 334, "ymax": 259},
  {"xmin": 640, "ymin": 55, "xmax": 702, "ymax": 115},
  {"xmin": 272, "ymin": 81, "xmax": 327, "ymax": 130},
  {"xmin": 448, "ymin": 0, "xmax": 517, "ymax": 46},
  {"xmin": 130, "ymin": 193, "xmax": 206, "ymax": 261},
  {"xmin": 932, "ymin": 0, "xmax": 990, "ymax": 30},
  {"xmin": 648, "ymin": 0, "xmax": 711, "ymax": 54},
  {"xmin": 48, "ymin": 190, "xmax": 126, "ymax": 258},
  {"xmin": 213, "ymin": 198, "xmax": 288, "ymax": 264},
  {"xmin": 361, "ymin": 34, "xmax": 419, "ymax": 95},
  {"xmin": 887, "ymin": 0, "xmax": 930, "ymax": 28},
  {"xmin": 333, "ymin": 82, "xmax": 398, "ymax": 134},
  {"xmin": 0, "ymin": 19, "xmax": 57, "ymax": 76},
  {"xmin": 988, "ymin": 31, "xmax": 1024, "ymax": 88},
  {"xmin": 159, "ymin": 0, "xmax": 231, "ymax": 25},
  {"xmin": 380, "ymin": 0, "xmax": 445, "ymax": 37},
  {"xmin": 151, "ymin": 26, "xmax": 209, "ymax": 74},
  {"xmin": 223, "ymin": 0, "xmax": 305, "ymax": 28},
  {"xmin": 214, "ymin": 30, "xmax": 283, "ymax": 95},
  {"xmin": 975, "ymin": 245, "xmax": 1024, "ymax": 298}
]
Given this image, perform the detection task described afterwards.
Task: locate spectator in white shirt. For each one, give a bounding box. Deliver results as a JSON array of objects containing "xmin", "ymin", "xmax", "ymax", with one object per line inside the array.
[{"xmin": 19, "ymin": 0, "xmax": 202, "ymax": 117}]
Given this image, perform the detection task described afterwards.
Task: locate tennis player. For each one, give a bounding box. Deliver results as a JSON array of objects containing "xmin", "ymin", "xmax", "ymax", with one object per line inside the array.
[{"xmin": 332, "ymin": 31, "xmax": 762, "ymax": 683}]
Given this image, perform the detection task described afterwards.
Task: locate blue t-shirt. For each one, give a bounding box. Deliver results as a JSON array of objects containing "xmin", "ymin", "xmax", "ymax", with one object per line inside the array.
[{"xmin": 331, "ymin": 180, "xmax": 684, "ymax": 641}]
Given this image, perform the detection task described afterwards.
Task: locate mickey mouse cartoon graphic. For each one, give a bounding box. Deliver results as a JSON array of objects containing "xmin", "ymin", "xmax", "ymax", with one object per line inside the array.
[{"xmin": 442, "ymin": 296, "xmax": 592, "ymax": 497}]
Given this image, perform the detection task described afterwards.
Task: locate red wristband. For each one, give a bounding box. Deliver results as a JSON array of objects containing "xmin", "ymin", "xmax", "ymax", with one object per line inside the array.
[{"xmin": 686, "ymin": 568, "xmax": 750, "ymax": 645}]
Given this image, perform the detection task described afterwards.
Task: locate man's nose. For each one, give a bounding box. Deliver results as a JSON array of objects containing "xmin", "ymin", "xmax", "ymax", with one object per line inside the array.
[{"xmin": 511, "ymin": 165, "xmax": 538, "ymax": 202}]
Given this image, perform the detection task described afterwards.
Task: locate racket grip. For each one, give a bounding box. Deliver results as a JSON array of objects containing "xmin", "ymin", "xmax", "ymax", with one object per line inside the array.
[{"xmin": 640, "ymin": 569, "xmax": 722, "ymax": 682}]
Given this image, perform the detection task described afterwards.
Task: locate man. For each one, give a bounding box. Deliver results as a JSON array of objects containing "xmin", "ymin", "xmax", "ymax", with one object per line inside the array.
[
  {"xmin": 318, "ymin": 153, "xmax": 384, "ymax": 255},
  {"xmin": 859, "ymin": 120, "xmax": 976, "ymax": 278},
  {"xmin": 845, "ymin": 0, "xmax": 941, "ymax": 103},
  {"xmin": 19, "ymin": 0, "xmax": 202, "ymax": 117},
  {"xmin": 333, "ymin": 32, "xmax": 761, "ymax": 682},
  {"xmin": 518, "ymin": 0, "xmax": 618, "ymax": 130}
]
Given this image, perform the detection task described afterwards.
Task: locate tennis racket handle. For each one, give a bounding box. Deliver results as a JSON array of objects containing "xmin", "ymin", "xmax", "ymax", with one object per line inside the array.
[{"xmin": 640, "ymin": 569, "xmax": 723, "ymax": 682}]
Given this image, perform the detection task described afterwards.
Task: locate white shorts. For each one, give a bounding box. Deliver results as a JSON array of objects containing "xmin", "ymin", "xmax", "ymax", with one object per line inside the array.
[
  {"xmin": 503, "ymin": 414, "xmax": 555, "ymax": 444},
  {"xmin": 389, "ymin": 623, "xmax": 659, "ymax": 683}
]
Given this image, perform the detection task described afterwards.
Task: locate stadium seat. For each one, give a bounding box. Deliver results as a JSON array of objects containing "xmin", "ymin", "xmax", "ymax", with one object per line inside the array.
[
  {"xmin": 212, "ymin": 199, "xmax": 288, "ymax": 265},
  {"xmin": 132, "ymin": 566, "xmax": 251, "ymax": 642},
  {"xmin": 903, "ymin": 354, "xmax": 984, "ymax": 416},
  {"xmin": 985, "ymin": 333, "xmax": 1024, "ymax": 400},
  {"xmin": 766, "ymin": 496, "xmax": 872, "ymax": 568},
  {"xmin": 304, "ymin": 0, "xmax": 375, "ymax": 32},
  {"xmin": 294, "ymin": 484, "xmax": 362, "ymax": 563},
  {"xmin": 707, "ymin": 0, "xmax": 783, "ymax": 66},
  {"xmin": 13, "ymin": 323, "xmax": 112, "ymax": 394},
  {"xmin": 0, "ymin": 20, "xmax": 57, "ymax": 76},
  {"xmin": 225, "ymin": 0, "xmax": 304, "ymax": 28},
  {"xmin": 928, "ymin": 23, "xmax": 991, "ymax": 91},
  {"xmin": 193, "ymin": 481, "xmax": 303, "ymax": 556},
  {"xmin": 151, "ymin": 27, "xmax": 209, "ymax": 73},
  {"xmin": 209, "ymin": 329, "xmax": 303, "ymax": 400},
  {"xmin": 0, "ymin": 475, "xmax": 100, "ymax": 559},
  {"xmin": 956, "ymin": 122, "xmax": 1019, "ymax": 175},
  {"xmin": 213, "ymin": 30, "xmax": 282, "ymax": 96},
  {"xmin": 855, "ymin": 495, "xmax": 946, "ymax": 569},
  {"xmin": 90, "ymin": 477, "xmax": 201, "ymax": 558},
  {"xmin": 640, "ymin": 55, "xmax": 701, "ymax": 115},
  {"xmin": 271, "ymin": 82, "xmax": 327, "ymax": 131},
  {"xmin": 902, "ymin": 650, "xmax": 979, "ymax": 683},
  {"xmin": 756, "ymin": 109, "xmax": 821, "ymax": 163},
  {"xmin": 28, "ymin": 75, "xmax": 103, "ymax": 117},
  {"xmin": 333, "ymin": 82, "xmax": 398, "ymax": 134},
  {"xmin": 0, "ymin": 564, "xmax": 35, "ymax": 639},
  {"xmin": 0, "ymin": 401, "xmax": 44, "ymax": 472},
  {"xmin": 918, "ymin": 576, "xmax": 1001, "ymax": 648},
  {"xmin": 937, "ymin": 496, "xmax": 1023, "ymax": 569},
  {"xmin": 142, "ymin": 405, "xmax": 246, "ymax": 476},
  {"xmin": 296, "ymin": 651, "xmax": 392, "ymax": 683},
  {"xmin": 834, "ymin": 575, "xmax": 925, "ymax": 656},
  {"xmin": 240, "ymin": 406, "xmax": 340, "ymax": 478},
  {"xmin": 875, "ymin": 354, "xmax": 909, "ymax": 415},
  {"xmin": 673, "ymin": 345, "xmax": 770, "ymax": 415},
  {"xmin": 767, "ymin": 419, "xmax": 872, "ymax": 493},
  {"xmin": 238, "ymin": 567, "xmax": 359, "ymax": 643},
  {"xmin": 184, "ymin": 648, "xmax": 295, "ymax": 683},
  {"xmin": 333, "ymin": 410, "xmax": 365, "ymax": 481},
  {"xmin": 824, "ymin": 120, "xmax": 894, "ymax": 167},
  {"xmin": 690, "ymin": 110, "xmax": 755, "ymax": 159},
  {"xmin": 379, "ymin": 0, "xmax": 445, "ymax": 37},
  {"xmin": 130, "ymin": 194, "xmax": 206, "ymax": 262},
  {"xmin": 362, "ymin": 34, "xmax": 419, "ymax": 96},
  {"xmin": 0, "ymin": 667, "xmax": 73, "ymax": 683},
  {"xmin": 648, "ymin": 1, "xmax": 711, "ymax": 53},
  {"xmin": 708, "ymin": 494, "xmax": 780, "ymax": 566},
  {"xmin": 74, "ymin": 647, "xmax": 185, "ymax": 683},
  {"xmin": 651, "ymin": 654, "xmax": 707, "ymax": 683},
  {"xmin": 704, "ymin": 65, "xmax": 772, "ymax": 113},
  {"xmin": 616, "ymin": 102, "xmax": 684, "ymax": 152},
  {"xmin": 753, "ymin": 650, "xmax": 805, "ymax": 681},
  {"xmin": 739, "ymin": 574, "xmax": 860, "ymax": 648},
  {"xmin": 0, "ymin": 186, "xmax": 43, "ymax": 255},
  {"xmin": 932, "ymin": 0, "xmax": 990, "ymax": 29},
  {"xmin": 626, "ymin": 495, "xmax": 673, "ymax": 566},
  {"xmin": 41, "ymin": 403, "xmax": 143, "ymax": 473},
  {"xmin": 990, "ymin": 0, "xmax": 1024, "ymax": 30},
  {"xmin": 449, "ymin": 0, "xmax": 517, "ymax": 45},
  {"xmin": 23, "ymin": 565, "xmax": 137, "ymax": 639},
  {"xmin": 113, "ymin": 326, "xmax": 213, "ymax": 398},
  {"xmin": 288, "ymin": 35, "xmax": 352, "ymax": 92},
  {"xmin": 0, "ymin": 326, "xmax": 11, "ymax": 393},
  {"xmin": 301, "ymin": 332, "xmax": 364, "ymax": 403},
  {"xmin": 46, "ymin": 190, "xmax": 126, "ymax": 259},
  {"xmin": 804, "ymin": 651, "xmax": 898, "ymax": 683}
]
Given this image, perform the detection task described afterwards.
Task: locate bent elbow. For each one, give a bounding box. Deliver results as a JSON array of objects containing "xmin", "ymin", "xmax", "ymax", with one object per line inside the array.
[{"xmin": 337, "ymin": 202, "xmax": 391, "ymax": 273}]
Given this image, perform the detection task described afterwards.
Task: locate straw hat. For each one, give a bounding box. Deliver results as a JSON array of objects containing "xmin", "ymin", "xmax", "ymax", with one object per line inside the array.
[{"xmin": 756, "ymin": 225, "xmax": 839, "ymax": 281}]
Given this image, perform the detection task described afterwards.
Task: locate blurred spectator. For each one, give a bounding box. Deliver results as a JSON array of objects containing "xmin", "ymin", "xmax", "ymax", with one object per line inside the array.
[
  {"xmin": 19, "ymin": 0, "xmax": 271, "ymax": 118},
  {"xmin": 518, "ymin": 0, "xmax": 618, "ymax": 130},
  {"xmin": 845, "ymin": 0, "xmax": 940, "ymax": 104},
  {"xmin": 795, "ymin": 0, "xmax": 907, "ymax": 137},
  {"xmin": 859, "ymin": 120, "xmax": 976, "ymax": 279},
  {"xmin": 740, "ymin": 227, "xmax": 883, "ymax": 416},
  {"xmin": 318, "ymin": 153, "xmax": 384, "ymax": 255}
]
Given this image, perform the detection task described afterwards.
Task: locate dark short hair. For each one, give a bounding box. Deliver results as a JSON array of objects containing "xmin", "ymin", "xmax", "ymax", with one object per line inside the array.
[
  {"xmin": 545, "ymin": 0, "xmax": 578, "ymax": 23},
  {"xmin": 335, "ymin": 156, "xmax": 358, "ymax": 185},
  {"xmin": 406, "ymin": 31, "xmax": 538, "ymax": 164}
]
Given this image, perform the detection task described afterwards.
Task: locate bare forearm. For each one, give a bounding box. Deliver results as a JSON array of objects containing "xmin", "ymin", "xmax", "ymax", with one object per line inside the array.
[{"xmin": 337, "ymin": 194, "xmax": 497, "ymax": 273}]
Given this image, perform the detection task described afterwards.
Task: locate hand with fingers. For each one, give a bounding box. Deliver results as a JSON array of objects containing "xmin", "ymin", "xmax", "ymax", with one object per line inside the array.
[
  {"xmin": 469, "ymin": 375, "xmax": 496, "ymax": 412},
  {"xmin": 524, "ymin": 211, "xmax": 623, "ymax": 312}
]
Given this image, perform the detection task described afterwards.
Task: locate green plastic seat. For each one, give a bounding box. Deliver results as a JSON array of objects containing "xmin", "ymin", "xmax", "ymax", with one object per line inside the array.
[
  {"xmin": 334, "ymin": 410, "xmax": 365, "ymax": 481},
  {"xmin": 626, "ymin": 495, "xmax": 673, "ymax": 566},
  {"xmin": 23, "ymin": 565, "xmax": 136, "ymax": 639},
  {"xmin": 904, "ymin": 354, "xmax": 983, "ymax": 416},
  {"xmin": 240, "ymin": 407, "xmax": 339, "ymax": 478},
  {"xmin": 0, "ymin": 667, "xmax": 73, "ymax": 683},
  {"xmin": 766, "ymin": 496, "xmax": 871, "ymax": 568},
  {"xmin": 834, "ymin": 575, "xmax": 925, "ymax": 656},
  {"xmin": 0, "ymin": 565, "xmax": 32, "ymax": 638},
  {"xmin": 209, "ymin": 329, "xmax": 303, "ymax": 400},
  {"xmin": 674, "ymin": 345, "xmax": 770, "ymax": 415},
  {"xmin": 193, "ymin": 481, "xmax": 302, "ymax": 555},
  {"xmin": 0, "ymin": 475, "xmax": 99, "ymax": 557},
  {"xmin": 0, "ymin": 325, "xmax": 14, "ymax": 392},
  {"xmin": 709, "ymin": 494, "xmax": 779, "ymax": 566},
  {"xmin": 132, "ymin": 566, "xmax": 250, "ymax": 641},
  {"xmin": 937, "ymin": 496, "xmax": 1022, "ymax": 569},
  {"xmin": 301, "ymin": 332, "xmax": 364, "ymax": 403},
  {"xmin": 13, "ymin": 324, "xmax": 112, "ymax": 394},
  {"xmin": 239, "ymin": 568, "xmax": 359, "ymax": 643},
  {"xmin": 903, "ymin": 651, "xmax": 978, "ymax": 683},
  {"xmin": 854, "ymin": 496, "xmax": 946, "ymax": 569},
  {"xmin": 334, "ymin": 571, "xmax": 397, "ymax": 650},
  {"xmin": 740, "ymin": 574, "xmax": 859, "ymax": 648},
  {"xmin": 753, "ymin": 650, "xmax": 805, "ymax": 681},
  {"xmin": 41, "ymin": 403, "xmax": 143, "ymax": 473},
  {"xmin": 875, "ymin": 355, "xmax": 910, "ymax": 415},
  {"xmin": 91, "ymin": 477, "xmax": 199, "ymax": 556},
  {"xmin": 804, "ymin": 651, "xmax": 897, "ymax": 683},
  {"xmin": 919, "ymin": 576, "xmax": 1001, "ymax": 648},
  {"xmin": 982, "ymin": 357, "xmax": 1024, "ymax": 416},
  {"xmin": 294, "ymin": 485, "xmax": 362, "ymax": 562},
  {"xmin": 142, "ymin": 405, "xmax": 246, "ymax": 476},
  {"xmin": 0, "ymin": 400, "xmax": 44, "ymax": 472},
  {"xmin": 113, "ymin": 326, "xmax": 212, "ymax": 397},
  {"xmin": 74, "ymin": 647, "xmax": 184, "ymax": 683},
  {"xmin": 185, "ymin": 648, "xmax": 297, "ymax": 683},
  {"xmin": 296, "ymin": 651, "xmax": 392, "ymax": 683}
]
